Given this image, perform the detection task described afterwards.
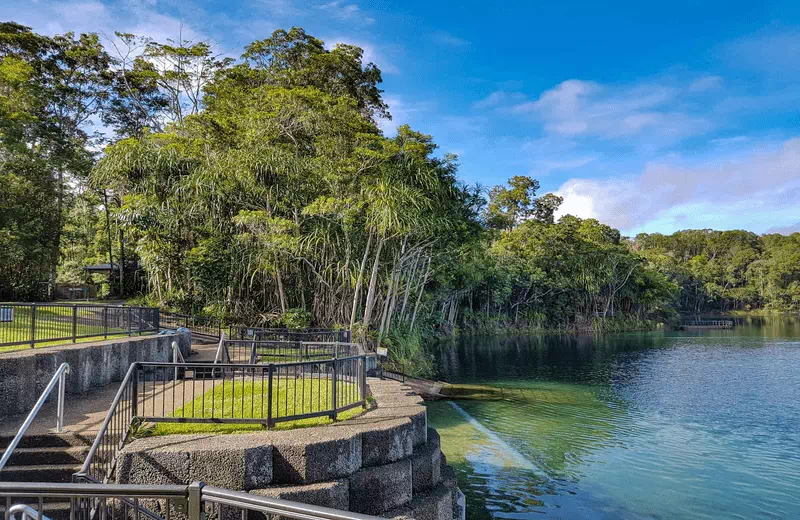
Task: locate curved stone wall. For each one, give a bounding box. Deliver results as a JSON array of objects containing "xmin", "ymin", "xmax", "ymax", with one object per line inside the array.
[
  {"xmin": 117, "ymin": 378, "xmax": 465, "ymax": 520},
  {"xmin": 0, "ymin": 332, "xmax": 191, "ymax": 419}
]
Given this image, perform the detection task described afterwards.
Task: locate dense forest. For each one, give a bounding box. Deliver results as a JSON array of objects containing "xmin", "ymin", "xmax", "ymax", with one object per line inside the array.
[{"xmin": 2, "ymin": 22, "xmax": 799, "ymax": 368}]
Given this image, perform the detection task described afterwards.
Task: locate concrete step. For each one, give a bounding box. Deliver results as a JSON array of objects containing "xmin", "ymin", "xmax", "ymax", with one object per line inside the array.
[
  {"xmin": 0, "ymin": 433, "xmax": 93, "ymax": 450},
  {"xmin": 0, "ymin": 445, "xmax": 89, "ymax": 466},
  {"xmin": 0, "ymin": 463, "xmax": 82, "ymax": 483}
]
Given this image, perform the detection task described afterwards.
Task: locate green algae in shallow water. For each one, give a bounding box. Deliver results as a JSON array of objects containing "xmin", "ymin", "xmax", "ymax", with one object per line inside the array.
[{"xmin": 427, "ymin": 325, "xmax": 800, "ymax": 519}]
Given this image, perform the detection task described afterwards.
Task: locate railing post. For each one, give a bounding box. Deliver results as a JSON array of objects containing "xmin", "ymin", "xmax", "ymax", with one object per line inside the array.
[
  {"xmin": 72, "ymin": 305, "xmax": 78, "ymax": 343},
  {"xmin": 267, "ymin": 364, "xmax": 274, "ymax": 428},
  {"xmin": 188, "ymin": 482, "xmax": 204, "ymax": 520},
  {"xmin": 131, "ymin": 367, "xmax": 139, "ymax": 418},
  {"xmin": 173, "ymin": 341, "xmax": 179, "ymax": 382},
  {"xmin": 103, "ymin": 307, "xmax": 108, "ymax": 339},
  {"xmin": 127, "ymin": 307, "xmax": 132, "ymax": 336},
  {"xmin": 361, "ymin": 356, "xmax": 367, "ymax": 407},
  {"xmin": 30, "ymin": 303, "xmax": 36, "ymax": 349},
  {"xmin": 331, "ymin": 360, "xmax": 338, "ymax": 421},
  {"xmin": 56, "ymin": 366, "xmax": 67, "ymax": 432}
]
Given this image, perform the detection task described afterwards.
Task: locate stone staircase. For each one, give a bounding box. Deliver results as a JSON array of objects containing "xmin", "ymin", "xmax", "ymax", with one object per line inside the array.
[{"xmin": 0, "ymin": 433, "xmax": 92, "ymax": 520}]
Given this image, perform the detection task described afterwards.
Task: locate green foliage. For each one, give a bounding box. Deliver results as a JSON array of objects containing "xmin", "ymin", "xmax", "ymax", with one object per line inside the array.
[
  {"xmin": 281, "ymin": 308, "xmax": 313, "ymax": 329},
  {"xmin": 636, "ymin": 230, "xmax": 800, "ymax": 313}
]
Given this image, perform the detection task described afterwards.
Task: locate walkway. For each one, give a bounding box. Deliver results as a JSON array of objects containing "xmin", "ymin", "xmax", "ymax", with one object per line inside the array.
[{"xmin": 0, "ymin": 339, "xmax": 218, "ymax": 440}]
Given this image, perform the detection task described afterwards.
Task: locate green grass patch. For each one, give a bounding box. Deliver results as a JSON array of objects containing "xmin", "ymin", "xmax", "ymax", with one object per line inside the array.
[
  {"xmin": 0, "ymin": 333, "xmax": 131, "ymax": 353},
  {"xmin": 0, "ymin": 306, "xmax": 134, "ymax": 352},
  {"xmin": 154, "ymin": 377, "xmax": 365, "ymax": 435}
]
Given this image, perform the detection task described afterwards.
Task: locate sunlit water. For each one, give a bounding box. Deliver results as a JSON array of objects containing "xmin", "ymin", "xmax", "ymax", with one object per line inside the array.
[{"xmin": 425, "ymin": 317, "xmax": 800, "ymax": 520}]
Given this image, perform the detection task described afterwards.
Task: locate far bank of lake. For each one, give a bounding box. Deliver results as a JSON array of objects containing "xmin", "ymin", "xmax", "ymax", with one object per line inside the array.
[{"xmin": 425, "ymin": 316, "xmax": 800, "ymax": 520}]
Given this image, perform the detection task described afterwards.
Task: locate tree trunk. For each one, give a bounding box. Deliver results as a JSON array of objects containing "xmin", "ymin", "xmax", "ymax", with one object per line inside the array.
[
  {"xmin": 350, "ymin": 233, "xmax": 373, "ymax": 331},
  {"xmin": 275, "ymin": 262, "xmax": 287, "ymax": 314},
  {"xmin": 409, "ymin": 256, "xmax": 431, "ymax": 332},
  {"xmin": 362, "ymin": 236, "xmax": 385, "ymax": 327}
]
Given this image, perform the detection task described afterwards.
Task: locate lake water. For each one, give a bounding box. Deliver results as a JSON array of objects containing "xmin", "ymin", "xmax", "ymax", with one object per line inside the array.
[{"xmin": 425, "ymin": 317, "xmax": 800, "ymax": 520}]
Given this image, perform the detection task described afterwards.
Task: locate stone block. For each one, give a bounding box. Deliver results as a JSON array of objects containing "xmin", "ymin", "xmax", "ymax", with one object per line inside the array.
[
  {"xmin": 272, "ymin": 433, "xmax": 361, "ymax": 484},
  {"xmin": 411, "ymin": 429, "xmax": 442, "ymax": 493},
  {"xmin": 118, "ymin": 434, "xmax": 273, "ymax": 490},
  {"xmin": 361, "ymin": 418, "xmax": 414, "ymax": 467},
  {"xmin": 349, "ymin": 459, "xmax": 412, "ymax": 515},
  {"xmin": 116, "ymin": 447, "xmax": 191, "ymax": 485},
  {"xmin": 408, "ymin": 483, "xmax": 453, "ymax": 520},
  {"xmin": 250, "ymin": 479, "xmax": 349, "ymax": 510},
  {"xmin": 189, "ymin": 444, "xmax": 273, "ymax": 490},
  {"xmin": 440, "ymin": 465, "xmax": 463, "ymax": 520}
]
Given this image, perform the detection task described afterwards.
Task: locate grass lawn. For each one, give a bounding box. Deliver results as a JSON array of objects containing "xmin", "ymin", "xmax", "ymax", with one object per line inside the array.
[
  {"xmin": 154, "ymin": 376, "xmax": 366, "ymax": 435},
  {"xmin": 0, "ymin": 305, "xmax": 131, "ymax": 353}
]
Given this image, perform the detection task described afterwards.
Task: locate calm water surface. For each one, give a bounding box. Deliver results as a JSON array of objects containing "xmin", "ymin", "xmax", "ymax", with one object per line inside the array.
[{"xmin": 425, "ymin": 317, "xmax": 800, "ymax": 520}]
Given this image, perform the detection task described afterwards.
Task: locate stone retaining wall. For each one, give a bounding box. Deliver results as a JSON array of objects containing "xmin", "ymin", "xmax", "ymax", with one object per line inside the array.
[
  {"xmin": 0, "ymin": 332, "xmax": 191, "ymax": 418},
  {"xmin": 117, "ymin": 378, "xmax": 465, "ymax": 520}
]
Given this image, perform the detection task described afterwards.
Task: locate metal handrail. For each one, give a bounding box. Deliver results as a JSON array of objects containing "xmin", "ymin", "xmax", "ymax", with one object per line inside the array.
[
  {"xmin": 0, "ymin": 362, "xmax": 70, "ymax": 472},
  {"xmin": 201, "ymin": 483, "xmax": 379, "ymax": 520},
  {"xmin": 75, "ymin": 362, "xmax": 138, "ymax": 483},
  {"xmin": 8, "ymin": 504, "xmax": 52, "ymax": 520},
  {"xmin": 0, "ymin": 482, "xmax": 381, "ymax": 520}
]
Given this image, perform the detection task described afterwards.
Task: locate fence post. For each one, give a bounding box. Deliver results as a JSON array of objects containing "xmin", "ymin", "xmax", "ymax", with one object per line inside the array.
[
  {"xmin": 56, "ymin": 365, "xmax": 68, "ymax": 432},
  {"xmin": 331, "ymin": 360, "xmax": 338, "ymax": 421},
  {"xmin": 127, "ymin": 307, "xmax": 132, "ymax": 337},
  {"xmin": 72, "ymin": 305, "xmax": 78, "ymax": 343},
  {"xmin": 131, "ymin": 366, "xmax": 138, "ymax": 417},
  {"xmin": 103, "ymin": 307, "xmax": 108, "ymax": 339},
  {"xmin": 30, "ymin": 303, "xmax": 36, "ymax": 349},
  {"xmin": 188, "ymin": 482, "xmax": 203, "ymax": 520},
  {"xmin": 267, "ymin": 364, "xmax": 274, "ymax": 428},
  {"xmin": 361, "ymin": 356, "xmax": 367, "ymax": 408}
]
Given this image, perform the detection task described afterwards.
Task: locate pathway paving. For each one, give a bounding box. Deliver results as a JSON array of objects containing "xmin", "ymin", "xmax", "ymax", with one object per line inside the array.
[{"xmin": 0, "ymin": 339, "xmax": 218, "ymax": 439}]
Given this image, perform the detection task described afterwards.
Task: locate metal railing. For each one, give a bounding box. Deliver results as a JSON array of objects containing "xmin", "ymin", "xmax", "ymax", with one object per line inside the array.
[
  {"xmin": 0, "ymin": 481, "xmax": 380, "ymax": 520},
  {"xmin": 159, "ymin": 311, "xmax": 223, "ymax": 339},
  {"xmin": 229, "ymin": 326, "xmax": 351, "ymax": 343},
  {"xmin": 214, "ymin": 337, "xmax": 362, "ymax": 365},
  {"xmin": 76, "ymin": 356, "xmax": 368, "ymax": 484},
  {"xmin": 0, "ymin": 363, "xmax": 71, "ymax": 472},
  {"xmin": 0, "ymin": 304, "xmax": 160, "ymax": 349}
]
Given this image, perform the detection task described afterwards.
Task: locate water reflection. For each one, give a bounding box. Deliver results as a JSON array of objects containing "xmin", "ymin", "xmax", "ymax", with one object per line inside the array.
[{"xmin": 427, "ymin": 320, "xmax": 800, "ymax": 520}]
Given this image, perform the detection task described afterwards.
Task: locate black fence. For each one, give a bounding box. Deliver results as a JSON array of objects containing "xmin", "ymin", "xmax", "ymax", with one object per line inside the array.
[
  {"xmin": 216, "ymin": 338, "xmax": 362, "ymax": 364},
  {"xmin": 0, "ymin": 304, "xmax": 160, "ymax": 349},
  {"xmin": 78, "ymin": 356, "xmax": 368, "ymax": 484},
  {"xmin": 229, "ymin": 326, "xmax": 351, "ymax": 343},
  {"xmin": 160, "ymin": 311, "xmax": 224, "ymax": 339}
]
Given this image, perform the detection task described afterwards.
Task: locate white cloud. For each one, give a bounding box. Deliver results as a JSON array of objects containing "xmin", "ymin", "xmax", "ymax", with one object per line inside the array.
[
  {"xmin": 472, "ymin": 90, "xmax": 525, "ymax": 110},
  {"xmin": 0, "ymin": 0, "xmax": 206, "ymax": 46},
  {"xmin": 512, "ymin": 79, "xmax": 711, "ymax": 145},
  {"xmin": 317, "ymin": 1, "xmax": 374, "ymax": 25},
  {"xmin": 765, "ymin": 222, "xmax": 800, "ymax": 235},
  {"xmin": 432, "ymin": 31, "xmax": 468, "ymax": 47},
  {"xmin": 709, "ymin": 135, "xmax": 749, "ymax": 146},
  {"xmin": 554, "ymin": 138, "xmax": 800, "ymax": 232},
  {"xmin": 535, "ymin": 155, "xmax": 598, "ymax": 172}
]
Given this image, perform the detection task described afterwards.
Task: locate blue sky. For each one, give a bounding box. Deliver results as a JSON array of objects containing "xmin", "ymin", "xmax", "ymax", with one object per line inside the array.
[{"xmin": 6, "ymin": 0, "xmax": 800, "ymax": 235}]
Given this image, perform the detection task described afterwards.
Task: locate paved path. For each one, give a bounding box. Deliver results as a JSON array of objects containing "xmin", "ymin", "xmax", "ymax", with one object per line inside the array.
[{"xmin": 0, "ymin": 340, "xmax": 218, "ymax": 439}]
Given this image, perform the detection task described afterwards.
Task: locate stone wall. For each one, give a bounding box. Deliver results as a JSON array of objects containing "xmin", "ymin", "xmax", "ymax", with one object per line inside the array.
[
  {"xmin": 0, "ymin": 332, "xmax": 191, "ymax": 419},
  {"xmin": 117, "ymin": 378, "xmax": 465, "ymax": 520}
]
